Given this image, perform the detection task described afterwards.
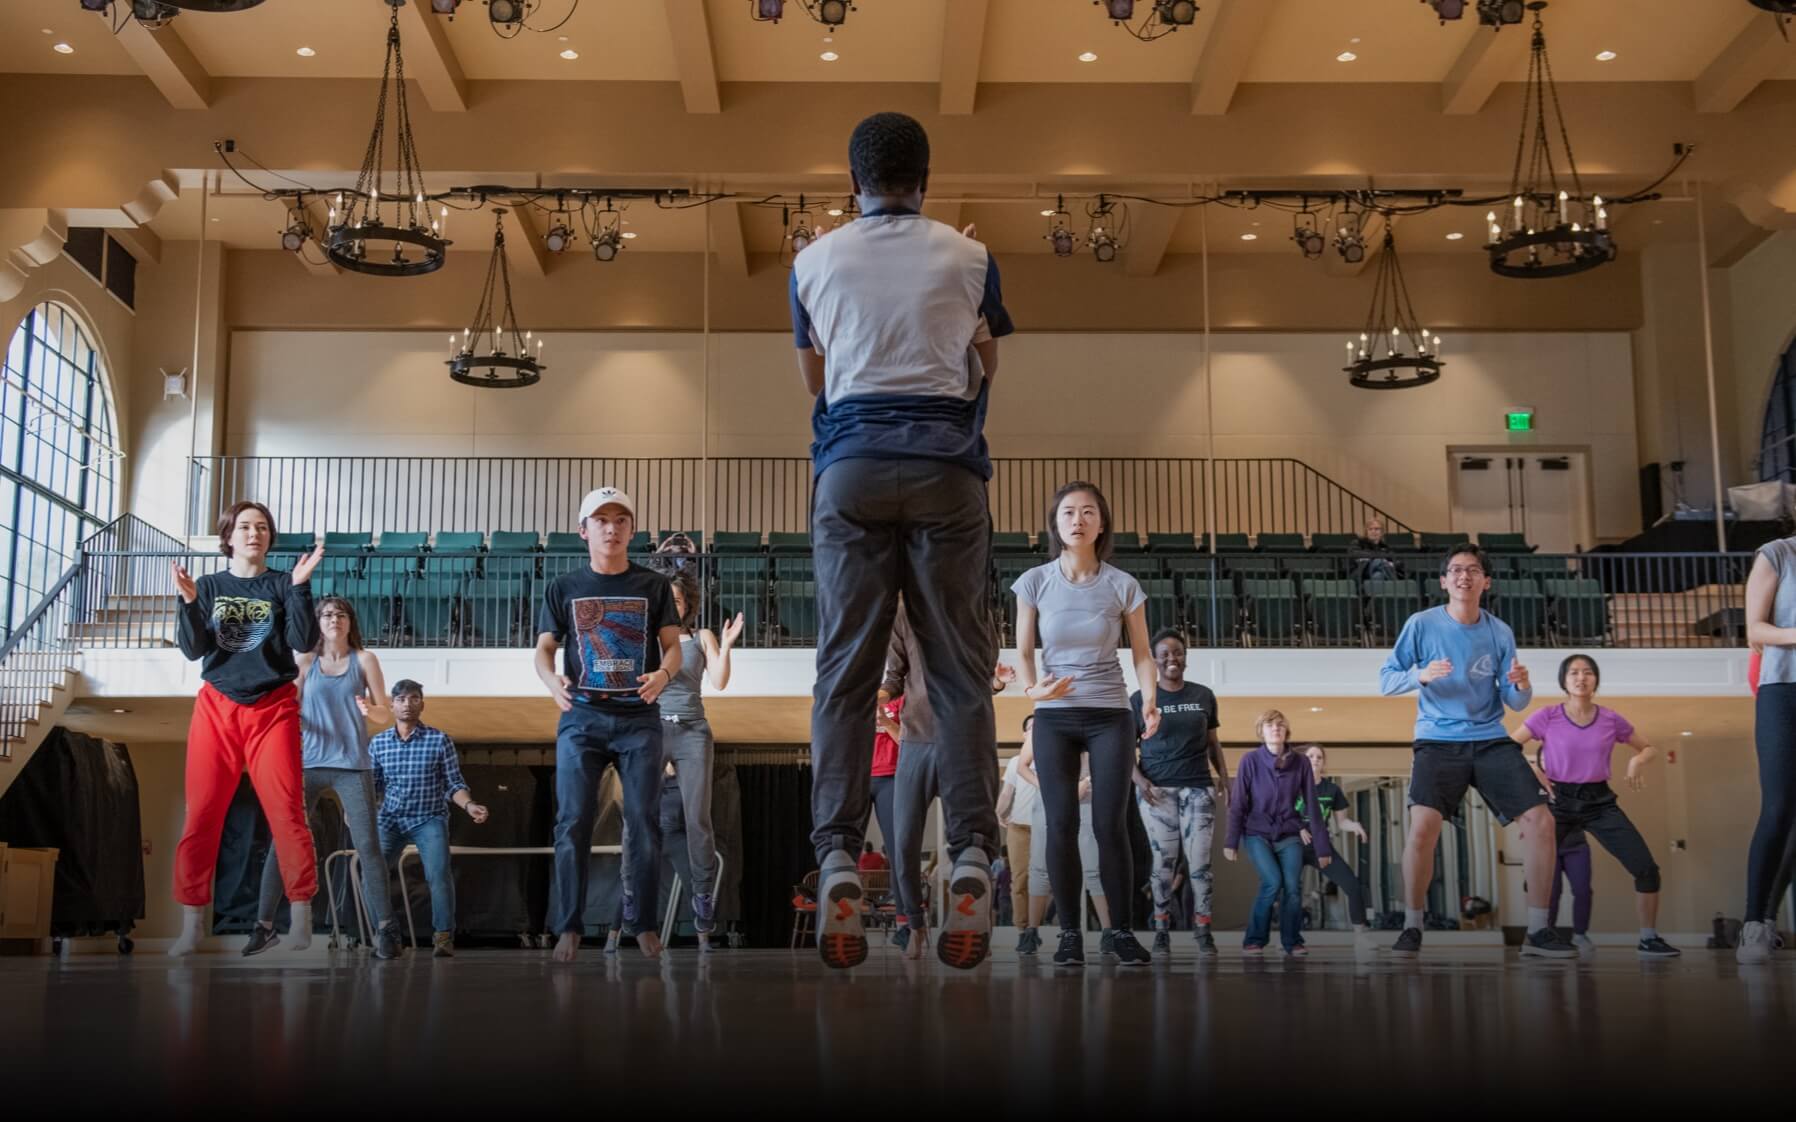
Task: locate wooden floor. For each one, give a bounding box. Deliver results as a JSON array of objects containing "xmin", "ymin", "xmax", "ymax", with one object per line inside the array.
[{"xmin": 2, "ymin": 939, "xmax": 1791, "ymax": 1110}]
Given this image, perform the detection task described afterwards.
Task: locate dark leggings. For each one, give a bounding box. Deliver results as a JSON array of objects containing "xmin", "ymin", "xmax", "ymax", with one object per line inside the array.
[
  {"xmin": 1550, "ymin": 782, "xmax": 1661, "ymax": 893},
  {"xmin": 1747, "ymin": 683, "xmax": 1796, "ymax": 921},
  {"xmin": 1303, "ymin": 846, "xmax": 1367, "ymax": 927},
  {"xmin": 1550, "ymin": 841, "xmax": 1593, "ymax": 934},
  {"xmin": 1031, "ymin": 707, "xmax": 1136, "ymax": 933}
]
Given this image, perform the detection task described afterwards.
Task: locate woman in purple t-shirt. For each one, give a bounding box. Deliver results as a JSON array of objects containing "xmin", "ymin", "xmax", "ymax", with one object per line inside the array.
[{"xmin": 1511, "ymin": 654, "xmax": 1678, "ymax": 958}]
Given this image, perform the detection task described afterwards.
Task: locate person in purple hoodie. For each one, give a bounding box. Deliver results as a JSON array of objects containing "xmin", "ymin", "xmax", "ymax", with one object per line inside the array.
[{"xmin": 1223, "ymin": 710, "xmax": 1330, "ymax": 956}]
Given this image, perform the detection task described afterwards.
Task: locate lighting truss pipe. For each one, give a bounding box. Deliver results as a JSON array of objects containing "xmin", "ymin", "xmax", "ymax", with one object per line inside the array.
[{"xmin": 1695, "ymin": 179, "xmax": 1726, "ymax": 554}]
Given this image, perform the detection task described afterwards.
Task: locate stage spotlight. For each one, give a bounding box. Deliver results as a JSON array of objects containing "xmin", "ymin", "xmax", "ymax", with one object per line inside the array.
[
  {"xmin": 1291, "ymin": 218, "xmax": 1325, "ymax": 259},
  {"xmin": 80, "ymin": 0, "xmax": 110, "ymax": 11},
  {"xmin": 489, "ymin": 0, "xmax": 525, "ymax": 28},
  {"xmin": 1335, "ymin": 226, "xmax": 1366, "ymax": 264},
  {"xmin": 816, "ymin": 0, "xmax": 849, "ymax": 27},
  {"xmin": 1155, "ymin": 0, "xmax": 1197, "ymax": 25},
  {"xmin": 1478, "ymin": 0, "xmax": 1524, "ymax": 26},
  {"xmin": 790, "ymin": 226, "xmax": 812, "ymax": 254},
  {"xmin": 753, "ymin": 0, "xmax": 785, "ymax": 20},
  {"xmin": 544, "ymin": 222, "xmax": 575, "ymax": 254},
  {"xmin": 1049, "ymin": 228, "xmax": 1076, "ymax": 257},
  {"xmin": 1099, "ymin": 0, "xmax": 1135, "ymax": 20},
  {"xmin": 431, "ymin": 0, "xmax": 460, "ymax": 14},
  {"xmin": 1427, "ymin": 0, "xmax": 1467, "ymax": 20},
  {"xmin": 592, "ymin": 229, "xmax": 623, "ymax": 262},
  {"xmin": 1044, "ymin": 196, "xmax": 1078, "ymax": 258},
  {"xmin": 279, "ymin": 218, "xmax": 310, "ymax": 253},
  {"xmin": 1090, "ymin": 230, "xmax": 1119, "ymax": 263}
]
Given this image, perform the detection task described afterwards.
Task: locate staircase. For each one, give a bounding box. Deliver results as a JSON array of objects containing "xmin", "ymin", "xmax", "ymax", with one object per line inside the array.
[
  {"xmin": 0, "ymin": 653, "xmax": 80, "ymax": 800},
  {"xmin": 64, "ymin": 595, "xmax": 177, "ymax": 648},
  {"xmin": 1607, "ymin": 586, "xmax": 1743, "ymax": 648}
]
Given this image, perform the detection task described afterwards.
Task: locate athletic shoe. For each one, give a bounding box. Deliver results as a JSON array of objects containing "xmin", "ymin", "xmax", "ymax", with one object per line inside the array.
[
  {"xmin": 1351, "ymin": 927, "xmax": 1376, "ymax": 956},
  {"xmin": 1286, "ymin": 944, "xmax": 1309, "ymax": 958},
  {"xmin": 1195, "ymin": 929, "xmax": 1218, "ymax": 957},
  {"xmin": 1053, "ymin": 929, "xmax": 1085, "ymax": 968},
  {"xmin": 603, "ymin": 929, "xmax": 621, "ymax": 956},
  {"xmin": 1572, "ymin": 933, "xmax": 1598, "ymax": 957},
  {"xmin": 1390, "ymin": 927, "xmax": 1423, "ymax": 957},
  {"xmin": 1637, "ymin": 935, "xmax": 1681, "ymax": 959},
  {"xmin": 816, "ymin": 849, "xmax": 868, "ymax": 970},
  {"xmin": 1241, "ymin": 943, "xmax": 1265, "ymax": 956},
  {"xmin": 937, "ymin": 847, "xmax": 992, "ymax": 971},
  {"xmin": 1152, "ymin": 930, "xmax": 1171, "ymax": 956},
  {"xmin": 432, "ymin": 932, "xmax": 454, "ymax": 959},
  {"xmin": 1016, "ymin": 927, "xmax": 1042, "ymax": 956},
  {"xmin": 1107, "ymin": 930, "xmax": 1151, "ymax": 966},
  {"xmin": 241, "ymin": 925, "xmax": 279, "ymax": 958},
  {"xmin": 891, "ymin": 925, "xmax": 912, "ymax": 952},
  {"xmin": 372, "ymin": 923, "xmax": 401, "ymax": 961},
  {"xmin": 1736, "ymin": 920, "xmax": 1775, "ymax": 965},
  {"xmin": 692, "ymin": 892, "xmax": 716, "ymax": 935},
  {"xmin": 1520, "ymin": 927, "xmax": 1577, "ymax": 959}
]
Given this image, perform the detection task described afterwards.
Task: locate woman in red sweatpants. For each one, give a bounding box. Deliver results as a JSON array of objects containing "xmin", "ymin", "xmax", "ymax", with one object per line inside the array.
[{"xmin": 169, "ymin": 500, "xmax": 325, "ymax": 956}]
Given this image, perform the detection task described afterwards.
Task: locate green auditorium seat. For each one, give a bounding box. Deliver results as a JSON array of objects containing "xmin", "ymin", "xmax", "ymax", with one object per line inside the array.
[
  {"xmin": 485, "ymin": 531, "xmax": 540, "ymax": 580},
  {"xmin": 316, "ymin": 532, "xmax": 370, "ymax": 578},
  {"xmin": 1515, "ymin": 555, "xmax": 1571, "ymax": 582},
  {"xmin": 1111, "ymin": 554, "xmax": 1163, "ymax": 581},
  {"xmin": 994, "ymin": 556, "xmax": 1039, "ymax": 643},
  {"xmin": 464, "ymin": 576, "xmax": 531, "ymax": 646},
  {"xmin": 774, "ymin": 555, "xmax": 815, "ymax": 583},
  {"xmin": 1309, "ymin": 533, "xmax": 1356, "ymax": 552},
  {"xmin": 1244, "ymin": 577, "xmax": 1300, "ymax": 644},
  {"xmin": 1146, "ymin": 532, "xmax": 1196, "ymax": 554},
  {"xmin": 1224, "ymin": 556, "xmax": 1281, "ymax": 581},
  {"xmin": 272, "ymin": 531, "xmax": 317, "ymax": 554},
  {"xmin": 1214, "ymin": 533, "xmax": 1254, "ymax": 553},
  {"xmin": 1495, "ymin": 580, "xmax": 1548, "ymax": 645},
  {"xmin": 401, "ymin": 576, "xmax": 463, "ymax": 646},
  {"xmin": 1365, "ymin": 581, "xmax": 1425, "ymax": 641},
  {"xmin": 1419, "ymin": 531, "xmax": 1471, "ymax": 552},
  {"xmin": 991, "ymin": 531, "xmax": 1035, "ymax": 554},
  {"xmin": 715, "ymin": 556, "xmax": 770, "ymax": 644},
  {"xmin": 429, "ymin": 532, "xmax": 485, "ymax": 576},
  {"xmin": 545, "ymin": 531, "xmax": 585, "ymax": 554},
  {"xmin": 1164, "ymin": 555, "xmax": 1224, "ymax": 588},
  {"xmin": 314, "ymin": 575, "xmax": 398, "ymax": 643},
  {"xmin": 1546, "ymin": 578, "xmax": 1608, "ymax": 645},
  {"xmin": 1479, "ymin": 532, "xmax": 1534, "ymax": 553},
  {"xmin": 1282, "ymin": 556, "xmax": 1339, "ymax": 580},
  {"xmin": 777, "ymin": 580, "xmax": 819, "ymax": 644},
  {"xmin": 1256, "ymin": 532, "xmax": 1305, "ymax": 553},
  {"xmin": 712, "ymin": 532, "xmax": 764, "ymax": 553},
  {"xmin": 1184, "ymin": 579, "xmax": 1238, "ymax": 647},
  {"xmin": 372, "ymin": 532, "xmax": 429, "ymax": 579},
  {"xmin": 1109, "ymin": 530, "xmax": 1144, "ymax": 554},
  {"xmin": 768, "ymin": 532, "xmax": 811, "ymax": 554},
  {"xmin": 1304, "ymin": 578, "xmax": 1360, "ymax": 646},
  {"xmin": 1139, "ymin": 577, "xmax": 1182, "ymax": 637}
]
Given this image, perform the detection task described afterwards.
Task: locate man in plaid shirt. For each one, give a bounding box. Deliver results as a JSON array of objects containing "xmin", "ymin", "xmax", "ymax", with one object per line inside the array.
[{"xmin": 370, "ymin": 679, "xmax": 487, "ymax": 957}]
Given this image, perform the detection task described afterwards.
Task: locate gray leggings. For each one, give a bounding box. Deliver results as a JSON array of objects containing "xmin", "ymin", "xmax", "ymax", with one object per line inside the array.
[
  {"xmin": 619, "ymin": 718, "xmax": 720, "ymax": 903},
  {"xmin": 257, "ymin": 767, "xmax": 389, "ymax": 931}
]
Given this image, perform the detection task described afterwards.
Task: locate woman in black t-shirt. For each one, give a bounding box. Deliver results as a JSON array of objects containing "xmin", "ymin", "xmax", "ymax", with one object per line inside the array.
[
  {"xmin": 1301, "ymin": 745, "xmax": 1373, "ymax": 950},
  {"xmin": 1129, "ymin": 629, "xmax": 1229, "ymax": 958}
]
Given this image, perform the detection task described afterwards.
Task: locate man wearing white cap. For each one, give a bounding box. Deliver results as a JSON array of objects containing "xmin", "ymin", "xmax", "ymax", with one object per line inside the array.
[{"xmin": 536, "ymin": 487, "xmax": 683, "ymax": 962}]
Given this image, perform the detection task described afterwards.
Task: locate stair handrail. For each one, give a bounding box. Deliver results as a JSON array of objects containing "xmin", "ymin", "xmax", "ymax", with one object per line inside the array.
[
  {"xmin": 1211, "ymin": 457, "xmax": 1415, "ymax": 534},
  {"xmin": 0, "ymin": 560, "xmax": 83, "ymax": 758}
]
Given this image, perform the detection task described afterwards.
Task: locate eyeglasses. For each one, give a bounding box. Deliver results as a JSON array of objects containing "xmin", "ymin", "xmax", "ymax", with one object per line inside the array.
[{"xmin": 1445, "ymin": 566, "xmax": 1486, "ymax": 577}]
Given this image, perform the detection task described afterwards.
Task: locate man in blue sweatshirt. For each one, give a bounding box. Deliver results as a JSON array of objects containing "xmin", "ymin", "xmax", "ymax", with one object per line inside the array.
[{"xmin": 1379, "ymin": 543, "xmax": 1574, "ymax": 959}]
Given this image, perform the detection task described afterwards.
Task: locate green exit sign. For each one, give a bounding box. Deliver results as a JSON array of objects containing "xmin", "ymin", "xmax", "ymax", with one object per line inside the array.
[{"xmin": 1506, "ymin": 409, "xmax": 1535, "ymax": 432}]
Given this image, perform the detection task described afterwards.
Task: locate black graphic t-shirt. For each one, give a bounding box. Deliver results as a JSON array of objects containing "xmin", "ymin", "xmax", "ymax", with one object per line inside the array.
[
  {"xmin": 1297, "ymin": 777, "xmax": 1349, "ymax": 825},
  {"xmin": 177, "ymin": 568, "xmax": 319, "ymax": 704},
  {"xmin": 1130, "ymin": 682, "xmax": 1220, "ymax": 788},
  {"xmin": 537, "ymin": 563, "xmax": 680, "ymax": 713}
]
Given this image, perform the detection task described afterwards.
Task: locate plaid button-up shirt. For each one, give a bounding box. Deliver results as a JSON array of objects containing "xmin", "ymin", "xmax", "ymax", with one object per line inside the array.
[{"xmin": 369, "ymin": 722, "xmax": 469, "ymax": 832}]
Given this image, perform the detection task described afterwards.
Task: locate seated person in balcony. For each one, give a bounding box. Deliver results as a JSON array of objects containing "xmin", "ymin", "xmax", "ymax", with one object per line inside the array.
[
  {"xmin": 537, "ymin": 487, "xmax": 683, "ymax": 963},
  {"xmin": 169, "ymin": 500, "xmax": 324, "ymax": 957},
  {"xmin": 792, "ymin": 110, "xmax": 1014, "ymax": 971},
  {"xmin": 370, "ymin": 680, "xmax": 487, "ymax": 958},
  {"xmin": 1349, "ymin": 517, "xmax": 1400, "ymax": 582}
]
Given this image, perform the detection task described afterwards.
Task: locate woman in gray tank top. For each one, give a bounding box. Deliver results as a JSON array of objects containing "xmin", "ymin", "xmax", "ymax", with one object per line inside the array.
[
  {"xmin": 245, "ymin": 596, "xmax": 400, "ymax": 960},
  {"xmin": 609, "ymin": 567, "xmax": 743, "ymax": 954},
  {"xmin": 1740, "ymin": 535, "xmax": 1796, "ymax": 963}
]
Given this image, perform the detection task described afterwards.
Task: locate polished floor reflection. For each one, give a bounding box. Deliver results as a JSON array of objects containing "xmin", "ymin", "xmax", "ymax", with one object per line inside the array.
[{"xmin": 3, "ymin": 941, "xmax": 1791, "ymax": 1110}]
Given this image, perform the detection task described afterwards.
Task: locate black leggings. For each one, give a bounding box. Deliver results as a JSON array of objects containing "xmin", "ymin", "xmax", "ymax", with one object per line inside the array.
[
  {"xmin": 1032, "ymin": 707, "xmax": 1136, "ymax": 933},
  {"xmin": 1747, "ymin": 683, "xmax": 1796, "ymax": 921},
  {"xmin": 1303, "ymin": 846, "xmax": 1368, "ymax": 926},
  {"xmin": 1549, "ymin": 782, "xmax": 1661, "ymax": 894}
]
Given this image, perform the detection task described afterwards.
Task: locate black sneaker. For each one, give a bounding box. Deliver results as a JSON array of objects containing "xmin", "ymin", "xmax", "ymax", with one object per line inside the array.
[
  {"xmin": 1195, "ymin": 928, "xmax": 1218, "ymax": 957},
  {"xmin": 1390, "ymin": 927, "xmax": 1423, "ymax": 957},
  {"xmin": 1520, "ymin": 927, "xmax": 1577, "ymax": 959},
  {"xmin": 1053, "ymin": 929, "xmax": 1085, "ymax": 968},
  {"xmin": 891, "ymin": 925, "xmax": 912, "ymax": 951},
  {"xmin": 1099, "ymin": 930, "xmax": 1116, "ymax": 958},
  {"xmin": 372, "ymin": 923, "xmax": 401, "ymax": 960},
  {"xmin": 241, "ymin": 925, "xmax": 279, "ymax": 958},
  {"xmin": 1637, "ymin": 935, "xmax": 1681, "ymax": 959},
  {"xmin": 1016, "ymin": 927, "xmax": 1042, "ymax": 956},
  {"xmin": 1152, "ymin": 930, "xmax": 1171, "ymax": 956},
  {"xmin": 1108, "ymin": 930, "xmax": 1151, "ymax": 967}
]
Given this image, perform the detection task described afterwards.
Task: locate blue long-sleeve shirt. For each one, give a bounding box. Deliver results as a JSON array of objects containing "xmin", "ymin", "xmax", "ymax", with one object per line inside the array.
[{"xmin": 1379, "ymin": 606, "xmax": 1531, "ymax": 741}]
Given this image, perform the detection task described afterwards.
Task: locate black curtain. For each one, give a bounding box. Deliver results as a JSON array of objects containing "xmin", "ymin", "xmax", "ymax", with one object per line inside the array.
[
  {"xmin": 0, "ymin": 728, "xmax": 145, "ymax": 935},
  {"xmin": 733, "ymin": 761, "xmax": 815, "ymax": 947}
]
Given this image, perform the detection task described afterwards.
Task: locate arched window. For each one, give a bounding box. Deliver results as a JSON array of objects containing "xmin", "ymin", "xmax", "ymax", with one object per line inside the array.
[
  {"xmin": 1760, "ymin": 338, "xmax": 1796, "ymax": 484},
  {"xmin": 1, "ymin": 302, "xmax": 120, "ymax": 639}
]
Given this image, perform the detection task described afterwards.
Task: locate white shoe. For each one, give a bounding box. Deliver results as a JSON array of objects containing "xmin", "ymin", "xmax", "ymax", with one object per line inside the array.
[
  {"xmin": 1737, "ymin": 920, "xmax": 1775, "ymax": 965},
  {"xmin": 167, "ymin": 904, "xmax": 205, "ymax": 957},
  {"xmin": 816, "ymin": 848, "xmax": 867, "ymax": 970},
  {"xmin": 286, "ymin": 902, "xmax": 313, "ymax": 951},
  {"xmin": 937, "ymin": 846, "xmax": 993, "ymax": 971},
  {"xmin": 1572, "ymin": 933, "xmax": 1597, "ymax": 957}
]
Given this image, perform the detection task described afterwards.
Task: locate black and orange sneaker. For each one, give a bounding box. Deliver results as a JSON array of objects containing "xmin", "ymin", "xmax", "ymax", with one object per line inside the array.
[
  {"xmin": 816, "ymin": 849, "xmax": 867, "ymax": 970},
  {"xmin": 937, "ymin": 847, "xmax": 992, "ymax": 971}
]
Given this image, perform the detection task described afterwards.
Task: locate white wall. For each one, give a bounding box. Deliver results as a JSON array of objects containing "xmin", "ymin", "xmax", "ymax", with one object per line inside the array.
[
  {"xmin": 1726, "ymin": 230, "xmax": 1796, "ymax": 482},
  {"xmin": 227, "ymin": 328, "xmax": 1639, "ymax": 539}
]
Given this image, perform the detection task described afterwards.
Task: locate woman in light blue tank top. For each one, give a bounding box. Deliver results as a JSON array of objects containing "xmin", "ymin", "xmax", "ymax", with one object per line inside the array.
[{"xmin": 247, "ymin": 596, "xmax": 399, "ymax": 959}]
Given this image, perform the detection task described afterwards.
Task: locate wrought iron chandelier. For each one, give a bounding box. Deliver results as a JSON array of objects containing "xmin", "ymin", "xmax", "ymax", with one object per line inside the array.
[
  {"xmin": 324, "ymin": 0, "xmax": 450, "ymax": 277},
  {"xmin": 1485, "ymin": 2, "xmax": 1614, "ymax": 279},
  {"xmin": 448, "ymin": 210, "xmax": 543, "ymax": 389},
  {"xmin": 1345, "ymin": 230, "xmax": 1441, "ymax": 391}
]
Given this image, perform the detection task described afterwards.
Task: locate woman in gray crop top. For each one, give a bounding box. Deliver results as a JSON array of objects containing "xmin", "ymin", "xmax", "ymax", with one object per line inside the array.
[
  {"xmin": 609, "ymin": 567, "xmax": 743, "ymax": 955},
  {"xmin": 246, "ymin": 596, "xmax": 399, "ymax": 960}
]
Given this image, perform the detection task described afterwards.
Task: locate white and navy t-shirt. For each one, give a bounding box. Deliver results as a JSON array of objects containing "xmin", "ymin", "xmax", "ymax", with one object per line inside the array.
[
  {"xmin": 537, "ymin": 564, "xmax": 680, "ymax": 713},
  {"xmin": 790, "ymin": 208, "xmax": 1014, "ymax": 479}
]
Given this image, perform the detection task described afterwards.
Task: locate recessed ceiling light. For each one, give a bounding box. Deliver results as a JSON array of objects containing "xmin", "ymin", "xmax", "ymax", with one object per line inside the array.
[
  {"xmin": 1595, "ymin": 50, "xmax": 1616, "ymax": 62},
  {"xmin": 1240, "ymin": 232, "xmax": 1258, "ymax": 241},
  {"xmin": 558, "ymin": 35, "xmax": 569, "ymax": 42},
  {"xmin": 621, "ymin": 231, "xmax": 637, "ymax": 239},
  {"xmin": 111, "ymin": 707, "xmax": 131, "ymax": 715},
  {"xmin": 53, "ymin": 42, "xmax": 74, "ymax": 54},
  {"xmin": 825, "ymin": 208, "xmax": 844, "ymax": 217},
  {"xmin": 1308, "ymin": 706, "xmax": 1325, "ymax": 713},
  {"xmin": 41, "ymin": 28, "xmax": 54, "ymax": 35},
  {"xmin": 1680, "ymin": 730, "xmax": 1693, "ymax": 737},
  {"xmin": 1350, "ymin": 37, "xmax": 1361, "ymax": 44},
  {"xmin": 296, "ymin": 46, "xmax": 316, "ymax": 57},
  {"xmin": 1078, "ymin": 51, "xmax": 1098, "ymax": 62},
  {"xmin": 559, "ymin": 48, "xmax": 579, "ymax": 59},
  {"xmin": 1336, "ymin": 51, "xmax": 1357, "ymax": 62},
  {"xmin": 1041, "ymin": 208, "xmax": 1056, "ymax": 217},
  {"xmin": 1445, "ymin": 232, "xmax": 1464, "ymax": 240},
  {"xmin": 209, "ymin": 217, "xmax": 221, "ymax": 223},
  {"xmin": 820, "ymin": 50, "xmax": 839, "ymax": 61}
]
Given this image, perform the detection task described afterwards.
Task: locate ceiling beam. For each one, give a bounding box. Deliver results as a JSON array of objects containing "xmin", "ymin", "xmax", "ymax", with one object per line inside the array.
[
  {"xmin": 499, "ymin": 207, "xmax": 547, "ymax": 278},
  {"xmin": 664, "ymin": 0, "xmax": 722, "ymax": 115},
  {"xmin": 106, "ymin": 222, "xmax": 162, "ymax": 266},
  {"xmin": 1123, "ymin": 202, "xmax": 1181, "ymax": 276},
  {"xmin": 113, "ymin": 19, "xmax": 211, "ymax": 109},
  {"xmin": 938, "ymin": 0, "xmax": 990, "ymax": 116},
  {"xmin": 711, "ymin": 202, "xmax": 749, "ymax": 277},
  {"xmin": 282, "ymin": 197, "xmax": 338, "ymax": 277},
  {"xmin": 1693, "ymin": 18, "xmax": 1790, "ymax": 114},
  {"xmin": 398, "ymin": 0, "xmax": 470, "ymax": 112},
  {"xmin": 1189, "ymin": 0, "xmax": 1276, "ymax": 116},
  {"xmin": 1441, "ymin": 26, "xmax": 1529, "ymax": 116}
]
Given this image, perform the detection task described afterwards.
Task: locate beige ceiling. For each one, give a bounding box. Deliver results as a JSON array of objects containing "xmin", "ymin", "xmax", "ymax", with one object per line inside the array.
[{"xmin": 6, "ymin": 0, "xmax": 1790, "ymax": 84}]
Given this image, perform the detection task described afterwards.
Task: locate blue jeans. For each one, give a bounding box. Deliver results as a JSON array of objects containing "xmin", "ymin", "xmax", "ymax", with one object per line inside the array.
[
  {"xmin": 1243, "ymin": 834, "xmax": 1305, "ymax": 950},
  {"xmin": 380, "ymin": 815, "xmax": 455, "ymax": 935},
  {"xmin": 551, "ymin": 704, "xmax": 664, "ymax": 936}
]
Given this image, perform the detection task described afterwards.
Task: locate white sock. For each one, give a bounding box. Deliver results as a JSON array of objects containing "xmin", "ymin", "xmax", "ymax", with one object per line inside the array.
[
  {"xmin": 1640, "ymin": 927, "xmax": 1658, "ymax": 941},
  {"xmin": 1527, "ymin": 906, "xmax": 1551, "ymax": 933},
  {"xmin": 167, "ymin": 904, "xmax": 205, "ymax": 957},
  {"xmin": 287, "ymin": 902, "xmax": 313, "ymax": 951},
  {"xmin": 1405, "ymin": 908, "xmax": 1424, "ymax": 931}
]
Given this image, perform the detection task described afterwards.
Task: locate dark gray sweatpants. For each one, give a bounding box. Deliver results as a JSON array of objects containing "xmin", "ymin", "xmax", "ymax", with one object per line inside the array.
[{"xmin": 808, "ymin": 457, "xmax": 998, "ymax": 868}]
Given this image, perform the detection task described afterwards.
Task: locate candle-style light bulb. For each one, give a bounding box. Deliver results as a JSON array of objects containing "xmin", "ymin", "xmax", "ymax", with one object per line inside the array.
[
  {"xmin": 1558, "ymin": 189, "xmax": 1569, "ymax": 224},
  {"xmin": 1512, "ymin": 195, "xmax": 1524, "ymax": 232}
]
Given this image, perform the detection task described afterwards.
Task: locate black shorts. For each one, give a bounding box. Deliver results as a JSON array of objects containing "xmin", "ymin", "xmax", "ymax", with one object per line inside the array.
[{"xmin": 1408, "ymin": 738, "xmax": 1547, "ymax": 824}]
